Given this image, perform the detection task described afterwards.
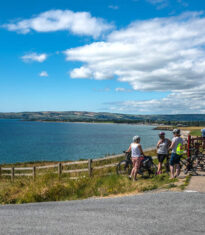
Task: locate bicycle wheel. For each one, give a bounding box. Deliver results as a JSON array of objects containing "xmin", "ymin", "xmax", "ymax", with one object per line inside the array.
[
  {"xmin": 116, "ymin": 160, "xmax": 132, "ymax": 175},
  {"xmin": 148, "ymin": 162, "xmax": 157, "ymax": 177},
  {"xmin": 182, "ymin": 158, "xmax": 198, "ymax": 175}
]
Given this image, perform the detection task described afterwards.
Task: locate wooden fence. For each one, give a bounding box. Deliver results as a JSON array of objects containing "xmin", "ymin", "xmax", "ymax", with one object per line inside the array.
[
  {"xmin": 0, "ymin": 154, "xmax": 124, "ymax": 181},
  {"xmin": 0, "ymin": 148, "xmax": 155, "ymax": 181}
]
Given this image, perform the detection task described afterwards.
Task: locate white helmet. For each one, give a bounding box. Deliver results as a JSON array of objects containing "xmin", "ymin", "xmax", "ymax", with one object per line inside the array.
[{"xmin": 133, "ymin": 136, "xmax": 140, "ymax": 142}]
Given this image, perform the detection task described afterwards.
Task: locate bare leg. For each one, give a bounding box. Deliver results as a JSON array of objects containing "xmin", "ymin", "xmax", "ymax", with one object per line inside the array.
[
  {"xmin": 130, "ymin": 159, "xmax": 137, "ymax": 179},
  {"xmin": 134, "ymin": 160, "xmax": 138, "ymax": 180},
  {"xmin": 175, "ymin": 164, "xmax": 180, "ymax": 177},
  {"xmin": 157, "ymin": 162, "xmax": 162, "ymax": 174},
  {"xmin": 170, "ymin": 165, "xmax": 175, "ymax": 179},
  {"xmin": 133, "ymin": 167, "xmax": 137, "ymax": 180},
  {"xmin": 130, "ymin": 167, "xmax": 135, "ymax": 178}
]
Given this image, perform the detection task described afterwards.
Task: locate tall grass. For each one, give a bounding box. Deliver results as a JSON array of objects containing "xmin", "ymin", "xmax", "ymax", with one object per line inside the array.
[
  {"xmin": 0, "ymin": 171, "xmax": 177, "ymax": 205},
  {"xmin": 0, "ymin": 148, "xmax": 182, "ymax": 205}
]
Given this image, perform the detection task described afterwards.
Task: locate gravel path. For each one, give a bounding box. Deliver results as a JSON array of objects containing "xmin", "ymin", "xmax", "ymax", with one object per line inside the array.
[{"xmin": 0, "ymin": 192, "xmax": 205, "ymax": 235}]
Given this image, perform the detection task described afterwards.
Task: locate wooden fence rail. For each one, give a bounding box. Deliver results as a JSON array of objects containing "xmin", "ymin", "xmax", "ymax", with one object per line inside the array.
[{"xmin": 0, "ymin": 148, "xmax": 156, "ymax": 181}]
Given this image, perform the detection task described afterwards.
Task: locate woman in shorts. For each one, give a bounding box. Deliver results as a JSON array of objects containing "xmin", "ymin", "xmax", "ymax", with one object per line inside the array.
[
  {"xmin": 156, "ymin": 132, "xmax": 171, "ymax": 175},
  {"xmin": 127, "ymin": 136, "xmax": 145, "ymax": 181}
]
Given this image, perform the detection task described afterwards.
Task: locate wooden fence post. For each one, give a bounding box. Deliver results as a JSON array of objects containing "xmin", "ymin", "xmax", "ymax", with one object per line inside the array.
[
  {"xmin": 11, "ymin": 167, "xmax": 15, "ymax": 182},
  {"xmin": 88, "ymin": 159, "xmax": 92, "ymax": 177},
  {"xmin": 33, "ymin": 166, "xmax": 36, "ymax": 181},
  {"xmin": 58, "ymin": 163, "xmax": 62, "ymax": 179}
]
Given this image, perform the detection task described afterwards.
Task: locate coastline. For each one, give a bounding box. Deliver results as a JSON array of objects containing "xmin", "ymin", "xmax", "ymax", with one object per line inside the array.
[{"xmin": 0, "ymin": 147, "xmax": 156, "ymax": 168}]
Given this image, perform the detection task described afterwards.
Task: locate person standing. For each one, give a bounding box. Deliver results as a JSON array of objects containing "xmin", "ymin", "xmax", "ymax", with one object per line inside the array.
[
  {"xmin": 169, "ymin": 129, "xmax": 184, "ymax": 179},
  {"xmin": 127, "ymin": 136, "xmax": 145, "ymax": 181},
  {"xmin": 156, "ymin": 132, "xmax": 171, "ymax": 175}
]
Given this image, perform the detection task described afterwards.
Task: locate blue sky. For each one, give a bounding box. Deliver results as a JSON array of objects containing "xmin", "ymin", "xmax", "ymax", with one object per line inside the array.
[{"xmin": 1, "ymin": 0, "xmax": 205, "ymax": 114}]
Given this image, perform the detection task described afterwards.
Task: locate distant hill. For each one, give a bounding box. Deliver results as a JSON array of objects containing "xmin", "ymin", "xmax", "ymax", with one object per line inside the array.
[{"xmin": 1, "ymin": 111, "xmax": 205, "ymax": 125}]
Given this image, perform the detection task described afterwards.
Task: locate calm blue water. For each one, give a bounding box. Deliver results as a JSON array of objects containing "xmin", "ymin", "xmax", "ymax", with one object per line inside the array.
[{"xmin": 0, "ymin": 119, "xmax": 172, "ymax": 164}]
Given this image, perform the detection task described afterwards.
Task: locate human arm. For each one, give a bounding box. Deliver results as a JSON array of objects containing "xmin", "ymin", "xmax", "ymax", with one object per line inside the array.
[
  {"xmin": 126, "ymin": 145, "xmax": 131, "ymax": 153},
  {"xmin": 156, "ymin": 140, "xmax": 162, "ymax": 149},
  {"xmin": 167, "ymin": 138, "xmax": 172, "ymax": 148},
  {"xmin": 169, "ymin": 139, "xmax": 175, "ymax": 150}
]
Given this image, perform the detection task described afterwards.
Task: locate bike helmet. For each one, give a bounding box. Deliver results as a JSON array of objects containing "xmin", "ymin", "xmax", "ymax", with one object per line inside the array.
[
  {"xmin": 133, "ymin": 136, "xmax": 140, "ymax": 142},
  {"xmin": 173, "ymin": 129, "xmax": 180, "ymax": 135},
  {"xmin": 159, "ymin": 132, "xmax": 165, "ymax": 136}
]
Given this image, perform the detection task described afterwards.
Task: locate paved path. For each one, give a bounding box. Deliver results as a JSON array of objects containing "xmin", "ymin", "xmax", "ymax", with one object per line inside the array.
[
  {"xmin": 0, "ymin": 192, "xmax": 204, "ymax": 235},
  {"xmin": 186, "ymin": 171, "xmax": 205, "ymax": 193}
]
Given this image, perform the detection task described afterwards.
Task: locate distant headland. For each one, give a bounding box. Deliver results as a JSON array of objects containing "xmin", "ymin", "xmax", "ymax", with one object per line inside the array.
[{"xmin": 1, "ymin": 111, "xmax": 205, "ymax": 126}]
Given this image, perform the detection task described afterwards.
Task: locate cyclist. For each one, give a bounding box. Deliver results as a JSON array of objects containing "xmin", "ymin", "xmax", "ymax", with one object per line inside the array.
[
  {"xmin": 169, "ymin": 129, "xmax": 184, "ymax": 179},
  {"xmin": 156, "ymin": 132, "xmax": 171, "ymax": 175},
  {"xmin": 127, "ymin": 136, "xmax": 145, "ymax": 180}
]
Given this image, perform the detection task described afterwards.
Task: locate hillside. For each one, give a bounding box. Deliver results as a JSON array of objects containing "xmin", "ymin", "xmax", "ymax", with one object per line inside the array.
[{"xmin": 1, "ymin": 111, "xmax": 205, "ymax": 124}]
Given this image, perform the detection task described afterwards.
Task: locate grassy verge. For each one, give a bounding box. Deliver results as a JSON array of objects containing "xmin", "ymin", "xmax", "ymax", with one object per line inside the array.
[
  {"xmin": 0, "ymin": 172, "xmax": 177, "ymax": 205},
  {"xmin": 189, "ymin": 129, "xmax": 201, "ymax": 136},
  {"xmin": 0, "ymin": 148, "xmax": 188, "ymax": 205},
  {"xmin": 0, "ymin": 148, "xmax": 179, "ymax": 205}
]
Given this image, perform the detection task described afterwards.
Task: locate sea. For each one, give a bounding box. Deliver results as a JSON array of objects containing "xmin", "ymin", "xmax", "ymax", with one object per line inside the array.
[{"xmin": 0, "ymin": 119, "xmax": 172, "ymax": 164}]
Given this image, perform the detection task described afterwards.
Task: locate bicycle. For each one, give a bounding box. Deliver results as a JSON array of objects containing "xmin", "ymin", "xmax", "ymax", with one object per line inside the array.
[
  {"xmin": 179, "ymin": 146, "xmax": 204, "ymax": 175},
  {"xmin": 116, "ymin": 151, "xmax": 157, "ymax": 177},
  {"xmin": 180, "ymin": 154, "xmax": 198, "ymax": 175}
]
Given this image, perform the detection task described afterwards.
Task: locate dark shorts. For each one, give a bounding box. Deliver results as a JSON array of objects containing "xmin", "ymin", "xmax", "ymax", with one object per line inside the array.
[
  {"xmin": 157, "ymin": 154, "xmax": 169, "ymax": 163},
  {"xmin": 170, "ymin": 153, "xmax": 181, "ymax": 166}
]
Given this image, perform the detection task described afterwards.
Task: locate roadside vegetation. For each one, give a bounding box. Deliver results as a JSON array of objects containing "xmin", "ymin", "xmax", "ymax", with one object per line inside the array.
[
  {"xmin": 0, "ymin": 148, "xmax": 182, "ymax": 205},
  {"xmin": 0, "ymin": 170, "xmax": 179, "ymax": 205}
]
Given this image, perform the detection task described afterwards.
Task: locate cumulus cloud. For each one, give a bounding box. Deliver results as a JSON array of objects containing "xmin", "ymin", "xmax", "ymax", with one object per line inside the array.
[
  {"xmin": 39, "ymin": 71, "xmax": 48, "ymax": 77},
  {"xmin": 65, "ymin": 12, "xmax": 205, "ymax": 113},
  {"xmin": 3, "ymin": 9, "xmax": 113, "ymax": 38},
  {"xmin": 107, "ymin": 86, "xmax": 205, "ymax": 114},
  {"xmin": 21, "ymin": 53, "xmax": 47, "ymax": 63}
]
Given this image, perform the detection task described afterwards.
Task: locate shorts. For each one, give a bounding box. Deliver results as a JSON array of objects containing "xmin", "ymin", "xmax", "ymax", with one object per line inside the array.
[
  {"xmin": 157, "ymin": 154, "xmax": 168, "ymax": 163},
  {"xmin": 170, "ymin": 153, "xmax": 180, "ymax": 166},
  {"xmin": 132, "ymin": 157, "xmax": 144, "ymax": 170}
]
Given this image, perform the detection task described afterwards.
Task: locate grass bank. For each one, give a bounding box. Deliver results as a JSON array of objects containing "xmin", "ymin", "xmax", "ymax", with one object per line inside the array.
[
  {"xmin": 0, "ymin": 148, "xmax": 181, "ymax": 205},
  {"xmin": 0, "ymin": 172, "xmax": 178, "ymax": 205}
]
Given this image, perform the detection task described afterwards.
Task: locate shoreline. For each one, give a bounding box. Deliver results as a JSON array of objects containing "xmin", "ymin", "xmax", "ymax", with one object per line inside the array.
[
  {"xmin": 0, "ymin": 147, "xmax": 156, "ymax": 168},
  {"xmin": 24, "ymin": 119, "xmax": 158, "ymax": 126}
]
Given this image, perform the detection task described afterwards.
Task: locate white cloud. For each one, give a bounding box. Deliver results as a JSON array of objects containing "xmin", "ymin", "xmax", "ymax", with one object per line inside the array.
[
  {"xmin": 146, "ymin": 0, "xmax": 169, "ymax": 9},
  {"xmin": 115, "ymin": 88, "xmax": 132, "ymax": 92},
  {"xmin": 39, "ymin": 71, "xmax": 48, "ymax": 77},
  {"xmin": 65, "ymin": 12, "xmax": 205, "ymax": 113},
  {"xmin": 108, "ymin": 5, "xmax": 119, "ymax": 10},
  {"xmin": 21, "ymin": 53, "xmax": 47, "ymax": 63},
  {"xmin": 3, "ymin": 9, "xmax": 113, "ymax": 38},
  {"xmin": 107, "ymin": 86, "xmax": 205, "ymax": 114}
]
